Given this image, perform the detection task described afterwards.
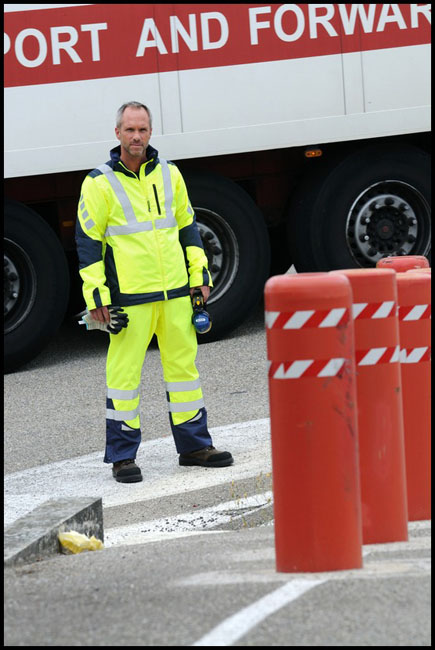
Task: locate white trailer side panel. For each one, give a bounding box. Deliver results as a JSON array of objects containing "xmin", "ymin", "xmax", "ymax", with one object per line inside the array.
[{"xmin": 362, "ymin": 44, "xmax": 431, "ymax": 112}]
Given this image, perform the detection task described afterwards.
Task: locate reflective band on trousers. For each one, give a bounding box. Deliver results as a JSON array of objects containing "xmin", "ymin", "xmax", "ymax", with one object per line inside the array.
[
  {"xmin": 98, "ymin": 160, "xmax": 177, "ymax": 237},
  {"xmin": 166, "ymin": 378, "xmax": 201, "ymax": 392},
  {"xmin": 107, "ymin": 386, "xmax": 140, "ymax": 400},
  {"xmin": 168, "ymin": 398, "xmax": 205, "ymax": 413},
  {"xmin": 106, "ymin": 406, "xmax": 139, "ymax": 421}
]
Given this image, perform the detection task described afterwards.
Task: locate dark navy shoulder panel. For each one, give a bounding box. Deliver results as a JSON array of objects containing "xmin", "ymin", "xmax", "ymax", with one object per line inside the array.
[
  {"xmin": 88, "ymin": 158, "xmax": 115, "ymax": 178},
  {"xmin": 88, "ymin": 168, "xmax": 104, "ymax": 178}
]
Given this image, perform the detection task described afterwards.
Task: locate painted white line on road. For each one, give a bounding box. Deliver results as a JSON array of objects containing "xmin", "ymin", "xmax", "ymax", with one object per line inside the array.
[
  {"xmin": 106, "ymin": 529, "xmax": 228, "ymax": 547},
  {"xmin": 191, "ymin": 578, "xmax": 325, "ymax": 646},
  {"xmin": 104, "ymin": 505, "xmax": 431, "ymax": 552},
  {"xmin": 105, "ymin": 491, "xmax": 273, "ymax": 547},
  {"xmin": 4, "ymin": 418, "xmax": 271, "ymax": 528}
]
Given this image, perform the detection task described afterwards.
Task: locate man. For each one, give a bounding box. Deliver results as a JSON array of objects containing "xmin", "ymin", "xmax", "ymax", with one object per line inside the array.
[{"xmin": 76, "ymin": 101, "xmax": 233, "ymax": 483}]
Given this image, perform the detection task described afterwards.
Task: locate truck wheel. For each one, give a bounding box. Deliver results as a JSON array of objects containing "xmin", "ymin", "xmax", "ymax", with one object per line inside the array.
[
  {"xmin": 287, "ymin": 144, "xmax": 431, "ymax": 271},
  {"xmin": 183, "ymin": 170, "xmax": 271, "ymax": 340},
  {"xmin": 4, "ymin": 200, "xmax": 70, "ymax": 373}
]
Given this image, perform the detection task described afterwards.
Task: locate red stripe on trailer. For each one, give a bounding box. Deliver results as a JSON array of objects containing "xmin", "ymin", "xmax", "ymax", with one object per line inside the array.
[{"xmin": 4, "ymin": 4, "xmax": 431, "ymax": 88}]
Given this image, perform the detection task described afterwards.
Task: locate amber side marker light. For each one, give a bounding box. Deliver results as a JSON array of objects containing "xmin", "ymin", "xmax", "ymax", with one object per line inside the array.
[{"xmin": 305, "ymin": 148, "xmax": 323, "ymax": 158}]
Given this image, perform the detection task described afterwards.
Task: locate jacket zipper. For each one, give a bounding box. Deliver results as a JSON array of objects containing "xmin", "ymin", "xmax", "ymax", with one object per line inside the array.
[
  {"xmin": 151, "ymin": 182, "xmax": 167, "ymax": 297},
  {"xmin": 152, "ymin": 184, "xmax": 161, "ymax": 215}
]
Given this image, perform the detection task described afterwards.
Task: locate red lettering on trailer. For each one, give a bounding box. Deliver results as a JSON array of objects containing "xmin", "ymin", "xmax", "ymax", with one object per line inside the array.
[{"xmin": 4, "ymin": 4, "xmax": 431, "ymax": 88}]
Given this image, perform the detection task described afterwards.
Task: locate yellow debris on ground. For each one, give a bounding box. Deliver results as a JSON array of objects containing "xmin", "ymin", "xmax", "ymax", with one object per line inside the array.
[{"xmin": 58, "ymin": 530, "xmax": 104, "ymax": 554}]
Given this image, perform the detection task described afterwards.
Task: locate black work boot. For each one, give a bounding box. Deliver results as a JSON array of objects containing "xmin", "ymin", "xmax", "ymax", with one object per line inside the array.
[
  {"xmin": 179, "ymin": 446, "xmax": 233, "ymax": 467},
  {"xmin": 112, "ymin": 459, "xmax": 142, "ymax": 483}
]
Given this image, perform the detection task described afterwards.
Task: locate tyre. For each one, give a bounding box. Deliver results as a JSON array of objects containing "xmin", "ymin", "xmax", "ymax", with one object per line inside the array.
[
  {"xmin": 287, "ymin": 144, "xmax": 431, "ymax": 271},
  {"xmin": 183, "ymin": 170, "xmax": 271, "ymax": 340},
  {"xmin": 4, "ymin": 200, "xmax": 70, "ymax": 373}
]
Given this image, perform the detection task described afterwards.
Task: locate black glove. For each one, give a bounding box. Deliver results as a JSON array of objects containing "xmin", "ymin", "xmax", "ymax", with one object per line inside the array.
[{"xmin": 78, "ymin": 305, "xmax": 129, "ymax": 334}]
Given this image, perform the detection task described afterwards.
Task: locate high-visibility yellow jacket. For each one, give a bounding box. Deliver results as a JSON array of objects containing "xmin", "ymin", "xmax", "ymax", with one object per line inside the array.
[{"xmin": 76, "ymin": 145, "xmax": 212, "ymax": 310}]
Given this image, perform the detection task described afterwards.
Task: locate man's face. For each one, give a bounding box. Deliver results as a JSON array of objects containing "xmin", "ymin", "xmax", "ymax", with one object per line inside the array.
[{"xmin": 115, "ymin": 107, "xmax": 152, "ymax": 159}]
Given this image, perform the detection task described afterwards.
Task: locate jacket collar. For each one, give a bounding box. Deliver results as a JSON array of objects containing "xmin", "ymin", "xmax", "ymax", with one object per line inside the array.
[{"xmin": 109, "ymin": 144, "xmax": 159, "ymax": 176}]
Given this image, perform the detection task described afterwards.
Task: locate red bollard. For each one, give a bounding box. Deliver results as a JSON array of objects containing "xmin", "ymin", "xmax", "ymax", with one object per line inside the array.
[
  {"xmin": 396, "ymin": 272, "xmax": 431, "ymax": 520},
  {"xmin": 377, "ymin": 255, "xmax": 429, "ymax": 272},
  {"xmin": 331, "ymin": 269, "xmax": 408, "ymax": 544},
  {"xmin": 265, "ymin": 273, "xmax": 362, "ymax": 573}
]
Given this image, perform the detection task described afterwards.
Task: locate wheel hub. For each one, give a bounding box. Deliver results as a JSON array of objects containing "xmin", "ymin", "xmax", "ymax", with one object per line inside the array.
[
  {"xmin": 4, "ymin": 254, "xmax": 20, "ymax": 317},
  {"xmin": 346, "ymin": 181, "xmax": 429, "ymax": 265},
  {"xmin": 197, "ymin": 221, "xmax": 224, "ymax": 285},
  {"xmin": 4, "ymin": 238, "xmax": 37, "ymax": 334},
  {"xmin": 376, "ymin": 218, "xmax": 395, "ymax": 240},
  {"xmin": 195, "ymin": 208, "xmax": 239, "ymax": 304}
]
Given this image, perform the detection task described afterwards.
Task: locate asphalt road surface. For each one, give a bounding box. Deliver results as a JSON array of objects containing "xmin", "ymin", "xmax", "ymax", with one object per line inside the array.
[{"xmin": 4, "ymin": 301, "xmax": 431, "ymax": 646}]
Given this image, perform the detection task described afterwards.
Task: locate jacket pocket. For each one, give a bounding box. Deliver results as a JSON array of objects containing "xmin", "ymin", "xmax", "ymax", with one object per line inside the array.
[{"xmin": 153, "ymin": 184, "xmax": 161, "ymax": 215}]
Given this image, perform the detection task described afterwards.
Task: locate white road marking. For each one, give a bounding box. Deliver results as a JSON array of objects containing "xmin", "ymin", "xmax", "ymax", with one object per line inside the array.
[
  {"xmin": 106, "ymin": 529, "xmax": 228, "ymax": 546},
  {"xmin": 191, "ymin": 578, "xmax": 326, "ymax": 646},
  {"xmin": 101, "ymin": 509, "xmax": 432, "ymax": 553},
  {"xmin": 104, "ymin": 491, "xmax": 273, "ymax": 547},
  {"xmin": 4, "ymin": 418, "xmax": 271, "ymax": 528}
]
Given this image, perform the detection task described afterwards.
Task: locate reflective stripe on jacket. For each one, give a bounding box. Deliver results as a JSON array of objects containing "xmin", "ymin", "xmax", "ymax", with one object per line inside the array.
[{"xmin": 75, "ymin": 144, "xmax": 212, "ymax": 310}]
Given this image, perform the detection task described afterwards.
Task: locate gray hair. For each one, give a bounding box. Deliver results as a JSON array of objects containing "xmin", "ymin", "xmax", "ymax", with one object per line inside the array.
[{"xmin": 116, "ymin": 102, "xmax": 153, "ymax": 128}]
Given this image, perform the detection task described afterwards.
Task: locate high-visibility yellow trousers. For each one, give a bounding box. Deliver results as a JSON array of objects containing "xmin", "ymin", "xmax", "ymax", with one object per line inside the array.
[{"xmin": 104, "ymin": 296, "xmax": 213, "ymax": 463}]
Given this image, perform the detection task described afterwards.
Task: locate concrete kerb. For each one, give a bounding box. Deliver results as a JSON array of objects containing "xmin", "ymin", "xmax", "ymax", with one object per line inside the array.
[{"xmin": 4, "ymin": 497, "xmax": 104, "ymax": 567}]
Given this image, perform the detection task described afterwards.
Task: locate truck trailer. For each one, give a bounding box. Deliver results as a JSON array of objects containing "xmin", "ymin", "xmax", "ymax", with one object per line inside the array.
[{"xmin": 4, "ymin": 3, "xmax": 431, "ymax": 372}]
